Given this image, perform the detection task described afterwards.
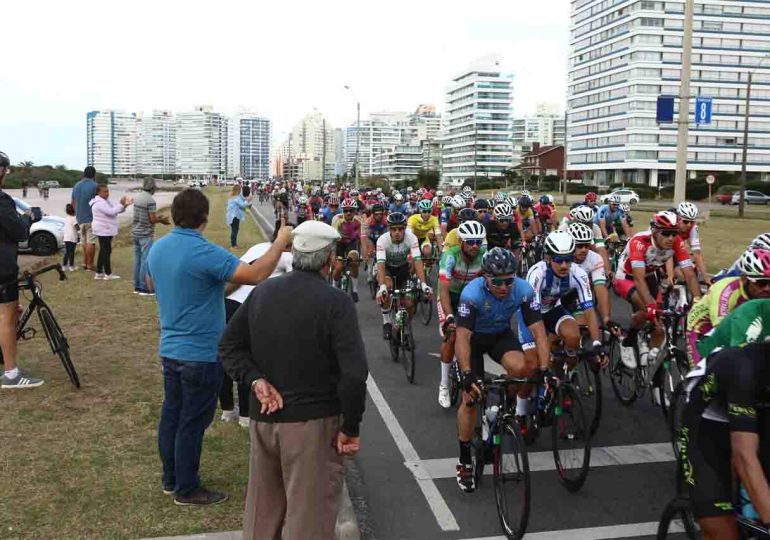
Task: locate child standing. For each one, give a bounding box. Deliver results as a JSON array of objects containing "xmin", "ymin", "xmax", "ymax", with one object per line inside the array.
[{"xmin": 63, "ymin": 203, "xmax": 78, "ymax": 271}]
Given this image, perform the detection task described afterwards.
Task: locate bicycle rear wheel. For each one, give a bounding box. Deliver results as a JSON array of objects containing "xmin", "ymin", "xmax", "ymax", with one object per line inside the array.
[
  {"xmin": 418, "ymin": 291, "xmax": 433, "ymax": 325},
  {"xmin": 401, "ymin": 317, "xmax": 416, "ymax": 383},
  {"xmin": 608, "ymin": 336, "xmax": 638, "ymax": 405},
  {"xmin": 389, "ymin": 317, "xmax": 400, "ymax": 363},
  {"xmin": 660, "ymin": 352, "xmax": 688, "ymax": 421},
  {"xmin": 668, "ymin": 382, "xmax": 688, "ymax": 459},
  {"xmin": 571, "ymin": 359, "xmax": 602, "ymax": 437},
  {"xmin": 493, "ymin": 418, "xmax": 530, "ymax": 540},
  {"xmin": 655, "ymin": 496, "xmax": 698, "ymax": 539},
  {"xmin": 38, "ymin": 303, "xmax": 80, "ymax": 389},
  {"xmin": 551, "ymin": 384, "xmax": 590, "ymax": 491}
]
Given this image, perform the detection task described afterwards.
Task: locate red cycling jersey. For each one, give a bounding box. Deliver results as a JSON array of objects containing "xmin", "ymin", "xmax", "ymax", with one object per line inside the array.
[{"xmin": 616, "ymin": 230, "xmax": 693, "ymax": 279}]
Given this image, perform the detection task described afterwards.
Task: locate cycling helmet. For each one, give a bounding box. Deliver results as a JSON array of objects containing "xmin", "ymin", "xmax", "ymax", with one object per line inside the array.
[
  {"xmin": 0, "ymin": 151, "xmax": 9, "ymax": 168},
  {"xmin": 544, "ymin": 231, "xmax": 576, "ymax": 256},
  {"xmin": 341, "ymin": 198, "xmax": 357, "ymax": 210},
  {"xmin": 442, "ymin": 195, "xmax": 453, "ymax": 207},
  {"xmin": 494, "ymin": 192, "xmax": 507, "ymax": 203},
  {"xmin": 457, "ymin": 220, "xmax": 486, "ymax": 242},
  {"xmin": 387, "ymin": 212, "xmax": 407, "ymax": 226},
  {"xmin": 436, "ymin": 190, "xmax": 444, "ymax": 197},
  {"xmin": 394, "ymin": 193, "xmax": 404, "ymax": 201},
  {"xmin": 545, "ymin": 194, "xmax": 555, "ymax": 204},
  {"xmin": 473, "ymin": 198, "xmax": 490, "ymax": 210},
  {"xmin": 482, "ymin": 248, "xmax": 517, "ymax": 276},
  {"xmin": 620, "ymin": 204, "xmax": 631, "ymax": 213},
  {"xmin": 539, "ymin": 195, "xmax": 550, "ymax": 205},
  {"xmin": 738, "ymin": 248, "xmax": 770, "ymax": 278},
  {"xmin": 567, "ymin": 222, "xmax": 594, "ymax": 243},
  {"xmin": 299, "ymin": 195, "xmax": 308, "ymax": 204},
  {"xmin": 607, "ymin": 193, "xmax": 621, "ymax": 204},
  {"xmin": 451, "ymin": 195, "xmax": 466, "ymax": 209},
  {"xmin": 417, "ymin": 199, "xmax": 433, "ymax": 213},
  {"xmin": 505, "ymin": 196, "xmax": 519, "ymax": 209},
  {"xmin": 372, "ymin": 204, "xmax": 385, "ymax": 213},
  {"xmin": 518, "ymin": 195, "xmax": 533, "ymax": 208},
  {"xmin": 406, "ymin": 186, "xmax": 413, "ymax": 193},
  {"xmin": 570, "ymin": 205, "xmax": 594, "ymax": 224},
  {"xmin": 585, "ymin": 192, "xmax": 598, "ymax": 203},
  {"xmin": 676, "ymin": 201, "xmax": 699, "ymax": 220},
  {"xmin": 460, "ymin": 191, "xmax": 473, "ymax": 201},
  {"xmin": 350, "ymin": 189, "xmax": 359, "ymax": 197},
  {"xmin": 751, "ymin": 233, "xmax": 770, "ymax": 251},
  {"xmin": 650, "ymin": 210, "xmax": 680, "ymax": 231},
  {"xmin": 493, "ymin": 203, "xmax": 514, "ymax": 219},
  {"xmin": 327, "ymin": 196, "xmax": 339, "ymax": 206},
  {"xmin": 458, "ymin": 208, "xmax": 479, "ymax": 222},
  {"xmin": 422, "ymin": 191, "xmax": 433, "ymax": 200},
  {"xmin": 462, "ymin": 185, "xmax": 473, "ymax": 193}
]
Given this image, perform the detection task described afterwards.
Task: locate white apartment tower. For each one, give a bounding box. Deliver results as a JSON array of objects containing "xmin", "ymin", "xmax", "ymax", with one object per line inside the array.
[
  {"xmin": 137, "ymin": 110, "xmax": 176, "ymax": 176},
  {"xmin": 442, "ymin": 55, "xmax": 514, "ymax": 187},
  {"xmin": 568, "ymin": 0, "xmax": 770, "ymax": 187},
  {"xmin": 283, "ymin": 110, "xmax": 336, "ymax": 182},
  {"xmin": 345, "ymin": 111, "xmax": 417, "ymax": 177},
  {"xmin": 86, "ymin": 110, "xmax": 137, "ymax": 176},
  {"xmin": 228, "ymin": 112, "xmax": 271, "ymax": 179},
  {"xmin": 175, "ymin": 106, "xmax": 228, "ymax": 178}
]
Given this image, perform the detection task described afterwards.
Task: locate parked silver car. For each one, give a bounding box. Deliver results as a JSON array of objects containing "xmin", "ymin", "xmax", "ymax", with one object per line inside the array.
[
  {"xmin": 14, "ymin": 197, "xmax": 65, "ymax": 255},
  {"xmin": 731, "ymin": 190, "xmax": 770, "ymax": 205}
]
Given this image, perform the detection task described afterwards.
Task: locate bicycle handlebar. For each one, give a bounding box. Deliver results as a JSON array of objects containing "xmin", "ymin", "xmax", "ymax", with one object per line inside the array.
[{"xmin": 1, "ymin": 263, "xmax": 66, "ymax": 291}]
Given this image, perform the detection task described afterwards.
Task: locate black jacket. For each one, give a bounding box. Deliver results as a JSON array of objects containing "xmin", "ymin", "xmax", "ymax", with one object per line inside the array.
[
  {"xmin": 219, "ymin": 270, "xmax": 368, "ymax": 436},
  {"xmin": 0, "ymin": 190, "xmax": 30, "ymax": 279}
]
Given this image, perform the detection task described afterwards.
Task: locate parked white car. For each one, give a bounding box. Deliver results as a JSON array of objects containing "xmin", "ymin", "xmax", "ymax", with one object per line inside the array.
[
  {"xmin": 13, "ymin": 197, "xmax": 65, "ymax": 256},
  {"xmin": 600, "ymin": 189, "xmax": 640, "ymax": 205}
]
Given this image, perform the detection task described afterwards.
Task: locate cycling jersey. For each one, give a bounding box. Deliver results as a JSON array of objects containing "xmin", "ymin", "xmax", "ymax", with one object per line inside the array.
[
  {"xmin": 364, "ymin": 216, "xmax": 389, "ymax": 242},
  {"xmin": 517, "ymin": 208, "xmax": 536, "ymax": 228},
  {"xmin": 295, "ymin": 203, "xmax": 312, "ymax": 223},
  {"xmin": 457, "ymin": 276, "xmax": 541, "ymax": 335},
  {"xmin": 526, "ymin": 261, "xmax": 594, "ymax": 313},
  {"xmin": 557, "ymin": 217, "xmax": 606, "ymax": 248},
  {"xmin": 407, "ymin": 214, "xmax": 440, "ymax": 241},
  {"xmin": 686, "ymin": 277, "xmax": 750, "ymax": 365},
  {"xmin": 331, "ymin": 214, "xmax": 362, "ymax": 245},
  {"xmin": 679, "ymin": 222, "xmax": 702, "ymax": 252},
  {"xmin": 533, "ymin": 203, "xmax": 554, "ymax": 221},
  {"xmin": 320, "ymin": 206, "xmax": 340, "ymax": 225},
  {"xmin": 593, "ymin": 204, "xmax": 625, "ymax": 228},
  {"xmin": 388, "ymin": 202, "xmax": 410, "ymax": 215},
  {"xmin": 443, "ymin": 228, "xmax": 488, "ymax": 250},
  {"xmin": 695, "ymin": 298, "xmax": 770, "ymax": 361},
  {"xmin": 440, "ymin": 208, "xmax": 460, "ymax": 232},
  {"xmin": 484, "ymin": 220, "xmax": 520, "ymax": 249},
  {"xmin": 615, "ymin": 230, "xmax": 693, "ymax": 280},
  {"xmin": 577, "ymin": 250, "xmax": 607, "ymax": 287},
  {"xmin": 376, "ymin": 230, "xmax": 421, "ymax": 267},
  {"xmin": 439, "ymin": 245, "xmax": 486, "ymax": 295}
]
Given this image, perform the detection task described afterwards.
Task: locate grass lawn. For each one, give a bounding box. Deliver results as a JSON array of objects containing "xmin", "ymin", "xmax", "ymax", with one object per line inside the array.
[{"xmin": 0, "ymin": 188, "xmax": 262, "ymax": 540}]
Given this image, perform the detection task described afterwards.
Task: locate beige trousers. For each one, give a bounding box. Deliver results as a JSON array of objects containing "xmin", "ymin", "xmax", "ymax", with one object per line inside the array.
[{"xmin": 242, "ymin": 416, "xmax": 344, "ymax": 540}]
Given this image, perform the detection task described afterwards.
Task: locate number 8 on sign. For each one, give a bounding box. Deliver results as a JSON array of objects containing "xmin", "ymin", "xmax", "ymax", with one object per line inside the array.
[{"xmin": 695, "ymin": 97, "xmax": 712, "ymax": 125}]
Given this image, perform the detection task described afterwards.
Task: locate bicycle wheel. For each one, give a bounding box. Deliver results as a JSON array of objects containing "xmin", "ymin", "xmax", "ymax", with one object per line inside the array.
[
  {"xmin": 572, "ymin": 359, "xmax": 602, "ymax": 437},
  {"xmin": 493, "ymin": 418, "xmax": 530, "ymax": 540},
  {"xmin": 418, "ymin": 292, "xmax": 433, "ymax": 326},
  {"xmin": 551, "ymin": 384, "xmax": 590, "ymax": 491},
  {"xmin": 38, "ymin": 303, "xmax": 80, "ymax": 389},
  {"xmin": 660, "ymin": 351, "xmax": 688, "ymax": 421},
  {"xmin": 608, "ymin": 336, "xmax": 638, "ymax": 405},
  {"xmin": 668, "ymin": 382, "xmax": 688, "ymax": 459},
  {"xmin": 401, "ymin": 317, "xmax": 416, "ymax": 384},
  {"xmin": 448, "ymin": 360, "xmax": 460, "ymax": 407},
  {"xmin": 389, "ymin": 314, "xmax": 400, "ymax": 363},
  {"xmin": 655, "ymin": 496, "xmax": 698, "ymax": 539},
  {"xmin": 369, "ymin": 278, "xmax": 377, "ymax": 300}
]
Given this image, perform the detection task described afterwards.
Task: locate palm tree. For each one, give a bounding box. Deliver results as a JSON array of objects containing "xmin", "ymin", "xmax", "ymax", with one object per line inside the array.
[
  {"xmin": 18, "ymin": 160, "xmax": 34, "ymax": 168},
  {"xmin": 55, "ymin": 164, "xmax": 67, "ymax": 171}
]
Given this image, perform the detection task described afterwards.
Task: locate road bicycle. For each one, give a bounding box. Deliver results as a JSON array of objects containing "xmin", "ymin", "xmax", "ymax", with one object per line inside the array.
[
  {"xmin": 335, "ymin": 253, "xmax": 358, "ymax": 302},
  {"xmin": 606, "ymin": 238, "xmax": 628, "ymax": 274},
  {"xmin": 0, "ymin": 264, "xmax": 79, "ymax": 388},
  {"xmin": 386, "ymin": 282, "xmax": 418, "ymax": 383},
  {"xmin": 555, "ymin": 340, "xmax": 604, "ymax": 438}
]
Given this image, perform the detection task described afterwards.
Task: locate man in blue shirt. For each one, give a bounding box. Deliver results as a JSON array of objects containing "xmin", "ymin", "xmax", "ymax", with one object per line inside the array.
[
  {"xmin": 147, "ymin": 188, "xmax": 293, "ymax": 506},
  {"xmin": 71, "ymin": 166, "xmax": 98, "ymax": 271}
]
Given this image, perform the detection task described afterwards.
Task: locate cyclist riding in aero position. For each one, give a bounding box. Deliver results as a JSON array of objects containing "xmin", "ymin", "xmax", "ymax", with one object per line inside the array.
[{"xmin": 454, "ymin": 248, "xmax": 551, "ymax": 493}]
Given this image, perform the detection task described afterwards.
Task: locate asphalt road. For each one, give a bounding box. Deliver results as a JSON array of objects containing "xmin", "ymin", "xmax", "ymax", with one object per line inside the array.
[{"xmin": 253, "ymin": 203, "xmax": 685, "ymax": 540}]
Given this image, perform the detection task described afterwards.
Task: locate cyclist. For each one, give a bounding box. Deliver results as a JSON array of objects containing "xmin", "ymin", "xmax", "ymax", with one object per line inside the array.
[
  {"xmin": 319, "ymin": 196, "xmax": 340, "ymax": 225},
  {"xmin": 441, "ymin": 195, "xmax": 467, "ymax": 237},
  {"xmin": 678, "ymin": 299, "xmax": 770, "ymax": 540},
  {"xmin": 670, "ymin": 201, "xmax": 709, "ymax": 282},
  {"xmin": 444, "ymin": 208, "xmax": 488, "ymax": 250},
  {"xmin": 486, "ymin": 203, "xmax": 525, "ymax": 250},
  {"xmin": 473, "ymin": 199, "xmax": 492, "ymax": 225},
  {"xmin": 559, "ymin": 205, "xmax": 611, "ymax": 273},
  {"xmin": 437, "ymin": 221, "xmax": 487, "ymax": 409},
  {"xmin": 686, "ymin": 247, "xmax": 770, "ymax": 367},
  {"xmin": 389, "ymin": 192, "xmax": 409, "ymax": 215},
  {"xmin": 594, "ymin": 194, "xmax": 631, "ymax": 240},
  {"xmin": 407, "ymin": 199, "xmax": 443, "ymax": 261},
  {"xmin": 567, "ymin": 222, "xmax": 612, "ymax": 326},
  {"xmin": 570, "ymin": 191, "xmax": 599, "ymax": 213},
  {"xmin": 454, "ymin": 248, "xmax": 550, "ymax": 493},
  {"xmin": 714, "ymin": 234, "xmax": 770, "ymax": 281},
  {"xmin": 375, "ymin": 213, "xmax": 432, "ymax": 339},
  {"xmin": 331, "ymin": 198, "xmax": 363, "ymax": 302},
  {"xmin": 295, "ymin": 195, "xmax": 312, "ymax": 225},
  {"xmin": 526, "ymin": 231, "xmax": 605, "ymax": 365},
  {"xmin": 362, "ymin": 204, "xmax": 389, "ymax": 280},
  {"xmin": 613, "ymin": 211, "xmax": 703, "ymax": 366},
  {"xmin": 516, "ymin": 195, "xmax": 541, "ymax": 241},
  {"xmin": 533, "ymin": 194, "xmax": 556, "ymax": 234}
]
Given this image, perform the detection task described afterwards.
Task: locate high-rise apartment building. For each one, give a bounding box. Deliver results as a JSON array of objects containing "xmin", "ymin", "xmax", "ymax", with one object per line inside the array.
[
  {"xmin": 512, "ymin": 103, "xmax": 565, "ymax": 163},
  {"xmin": 345, "ymin": 111, "xmax": 417, "ymax": 177},
  {"xmin": 228, "ymin": 112, "xmax": 271, "ymax": 179},
  {"xmin": 442, "ymin": 55, "xmax": 514, "ymax": 187},
  {"xmin": 175, "ymin": 105, "xmax": 228, "ymax": 178},
  {"xmin": 373, "ymin": 145, "xmax": 423, "ymax": 183},
  {"xmin": 137, "ymin": 110, "xmax": 176, "ymax": 176},
  {"xmin": 568, "ymin": 0, "xmax": 770, "ymax": 187},
  {"xmin": 280, "ymin": 111, "xmax": 336, "ymax": 182},
  {"xmin": 86, "ymin": 110, "xmax": 138, "ymax": 176}
]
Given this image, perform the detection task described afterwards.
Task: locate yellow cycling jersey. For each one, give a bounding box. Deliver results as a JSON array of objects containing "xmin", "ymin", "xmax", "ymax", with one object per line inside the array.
[
  {"xmin": 407, "ymin": 214, "xmax": 440, "ymax": 240},
  {"xmin": 517, "ymin": 208, "xmax": 535, "ymax": 222},
  {"xmin": 444, "ymin": 228, "xmax": 487, "ymax": 250}
]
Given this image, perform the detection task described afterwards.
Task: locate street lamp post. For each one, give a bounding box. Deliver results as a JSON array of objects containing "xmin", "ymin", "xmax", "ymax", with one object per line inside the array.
[
  {"xmin": 739, "ymin": 55, "xmax": 770, "ymax": 217},
  {"xmin": 344, "ymin": 85, "xmax": 360, "ymax": 188}
]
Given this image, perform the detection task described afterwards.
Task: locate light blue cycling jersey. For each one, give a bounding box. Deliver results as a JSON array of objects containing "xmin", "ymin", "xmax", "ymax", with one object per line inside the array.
[
  {"xmin": 456, "ymin": 276, "xmax": 538, "ymax": 335},
  {"xmin": 593, "ymin": 204, "xmax": 625, "ymax": 226}
]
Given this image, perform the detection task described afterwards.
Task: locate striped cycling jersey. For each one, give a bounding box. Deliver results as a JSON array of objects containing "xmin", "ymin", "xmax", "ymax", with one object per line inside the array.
[{"xmin": 439, "ymin": 245, "xmax": 486, "ymax": 295}]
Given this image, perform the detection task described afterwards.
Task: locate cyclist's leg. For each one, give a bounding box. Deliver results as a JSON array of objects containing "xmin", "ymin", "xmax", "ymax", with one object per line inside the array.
[
  {"xmin": 494, "ymin": 330, "xmax": 532, "ymax": 416},
  {"xmin": 456, "ymin": 333, "xmax": 488, "ymax": 490},
  {"xmin": 332, "ymin": 243, "xmax": 346, "ymax": 282},
  {"xmin": 347, "ymin": 244, "xmax": 360, "ymax": 297},
  {"xmin": 0, "ymin": 297, "xmax": 19, "ymax": 372}
]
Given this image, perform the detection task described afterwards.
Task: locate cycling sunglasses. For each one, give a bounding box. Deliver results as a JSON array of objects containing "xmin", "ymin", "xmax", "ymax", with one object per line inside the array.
[
  {"xmin": 496, "ymin": 218, "xmax": 512, "ymax": 224},
  {"xmin": 477, "ymin": 209, "xmax": 489, "ymax": 214},
  {"xmin": 389, "ymin": 226, "xmax": 405, "ymax": 231},
  {"xmin": 343, "ymin": 209, "xmax": 354, "ymax": 214},
  {"xmin": 748, "ymin": 277, "xmax": 770, "ymax": 288},
  {"xmin": 489, "ymin": 276, "xmax": 515, "ymax": 288},
  {"xmin": 575, "ymin": 242, "xmax": 592, "ymax": 249},
  {"xmin": 463, "ymin": 239, "xmax": 484, "ymax": 246},
  {"xmin": 551, "ymin": 255, "xmax": 573, "ymax": 264},
  {"xmin": 659, "ymin": 230, "xmax": 679, "ymax": 237}
]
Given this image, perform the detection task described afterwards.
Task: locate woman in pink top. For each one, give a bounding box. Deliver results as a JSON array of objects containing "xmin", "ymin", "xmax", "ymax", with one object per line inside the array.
[{"xmin": 90, "ymin": 184, "xmax": 133, "ymax": 280}]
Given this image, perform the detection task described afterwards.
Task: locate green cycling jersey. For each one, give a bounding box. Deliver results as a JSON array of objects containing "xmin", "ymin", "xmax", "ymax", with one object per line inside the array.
[{"xmin": 697, "ymin": 299, "xmax": 770, "ymax": 360}]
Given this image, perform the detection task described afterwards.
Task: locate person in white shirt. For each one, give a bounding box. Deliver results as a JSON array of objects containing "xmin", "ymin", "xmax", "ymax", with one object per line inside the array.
[
  {"xmin": 62, "ymin": 203, "xmax": 79, "ymax": 271},
  {"xmin": 219, "ymin": 226, "xmax": 294, "ymax": 427}
]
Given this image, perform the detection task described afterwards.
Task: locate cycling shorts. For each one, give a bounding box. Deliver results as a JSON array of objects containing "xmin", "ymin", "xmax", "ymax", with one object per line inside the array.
[
  {"xmin": 613, "ymin": 274, "xmax": 659, "ymax": 303},
  {"xmin": 336, "ymin": 240, "xmax": 360, "ymax": 259},
  {"xmin": 437, "ymin": 293, "xmax": 460, "ymax": 338},
  {"xmin": 470, "ymin": 329, "xmax": 522, "ymax": 378},
  {"xmin": 543, "ymin": 305, "xmax": 574, "ymax": 335},
  {"xmin": 0, "ymin": 272, "xmax": 18, "ymax": 304},
  {"xmin": 386, "ymin": 264, "xmax": 411, "ymax": 291}
]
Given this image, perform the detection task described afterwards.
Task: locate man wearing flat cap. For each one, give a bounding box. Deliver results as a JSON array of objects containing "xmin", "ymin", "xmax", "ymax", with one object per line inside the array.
[{"xmin": 219, "ymin": 220, "xmax": 369, "ymax": 540}]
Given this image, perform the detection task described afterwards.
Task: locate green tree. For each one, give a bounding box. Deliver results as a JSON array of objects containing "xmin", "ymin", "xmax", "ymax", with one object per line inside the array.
[
  {"xmin": 417, "ymin": 168, "xmax": 440, "ymax": 189},
  {"xmin": 18, "ymin": 161, "xmax": 34, "ymax": 168}
]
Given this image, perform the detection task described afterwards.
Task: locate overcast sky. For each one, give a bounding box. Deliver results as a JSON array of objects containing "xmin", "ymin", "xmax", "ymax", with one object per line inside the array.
[{"xmin": 0, "ymin": 0, "xmax": 570, "ymax": 168}]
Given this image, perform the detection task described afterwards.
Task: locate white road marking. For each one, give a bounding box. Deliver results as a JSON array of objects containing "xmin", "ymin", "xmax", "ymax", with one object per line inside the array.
[
  {"xmin": 459, "ymin": 519, "xmax": 685, "ymax": 540},
  {"xmin": 406, "ymin": 442, "xmax": 674, "ymax": 479},
  {"xmin": 365, "ymin": 375, "xmax": 460, "ymax": 531}
]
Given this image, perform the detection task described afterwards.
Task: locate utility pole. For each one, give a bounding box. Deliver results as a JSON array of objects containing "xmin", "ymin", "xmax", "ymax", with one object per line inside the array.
[
  {"xmin": 673, "ymin": 0, "xmax": 695, "ymax": 204},
  {"xmin": 355, "ymin": 102, "xmax": 361, "ymax": 188},
  {"xmin": 321, "ymin": 118, "xmax": 327, "ymax": 185},
  {"xmin": 739, "ymin": 71, "xmax": 752, "ymax": 218}
]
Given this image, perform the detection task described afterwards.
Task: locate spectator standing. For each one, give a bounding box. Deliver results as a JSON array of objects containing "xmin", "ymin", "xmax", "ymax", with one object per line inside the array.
[
  {"xmin": 219, "ymin": 220, "xmax": 369, "ymax": 540},
  {"xmin": 220, "ymin": 224, "xmax": 294, "ymax": 427},
  {"xmin": 0, "ymin": 151, "xmax": 42, "ymax": 388},
  {"xmin": 62, "ymin": 203, "xmax": 78, "ymax": 271},
  {"xmin": 226, "ymin": 185, "xmax": 252, "ymax": 249},
  {"xmin": 71, "ymin": 166, "xmax": 99, "ymax": 271},
  {"xmin": 147, "ymin": 188, "xmax": 292, "ymax": 506},
  {"xmin": 132, "ymin": 178, "xmax": 169, "ymax": 295},
  {"xmin": 90, "ymin": 184, "xmax": 132, "ymax": 280}
]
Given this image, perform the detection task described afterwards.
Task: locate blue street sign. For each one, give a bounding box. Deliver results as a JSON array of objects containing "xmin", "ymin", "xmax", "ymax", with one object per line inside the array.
[
  {"xmin": 695, "ymin": 97, "xmax": 713, "ymax": 125},
  {"xmin": 656, "ymin": 95, "xmax": 675, "ymax": 123}
]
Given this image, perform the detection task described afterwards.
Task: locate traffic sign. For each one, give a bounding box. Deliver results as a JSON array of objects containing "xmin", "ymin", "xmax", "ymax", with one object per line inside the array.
[
  {"xmin": 656, "ymin": 95, "xmax": 675, "ymax": 123},
  {"xmin": 706, "ymin": 174, "xmax": 716, "ymax": 185},
  {"xmin": 695, "ymin": 97, "xmax": 713, "ymax": 125}
]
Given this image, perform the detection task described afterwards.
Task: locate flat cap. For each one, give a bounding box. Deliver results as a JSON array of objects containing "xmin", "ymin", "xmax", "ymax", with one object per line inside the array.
[{"xmin": 291, "ymin": 220, "xmax": 340, "ymax": 253}]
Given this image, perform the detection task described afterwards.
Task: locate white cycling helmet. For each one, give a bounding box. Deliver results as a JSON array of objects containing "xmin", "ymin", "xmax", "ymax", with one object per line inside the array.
[
  {"xmin": 738, "ymin": 248, "xmax": 770, "ymax": 278},
  {"xmin": 567, "ymin": 222, "xmax": 594, "ymax": 243},
  {"xmin": 442, "ymin": 195, "xmax": 453, "ymax": 206},
  {"xmin": 750, "ymin": 233, "xmax": 770, "ymax": 251},
  {"xmin": 406, "ymin": 186, "xmax": 413, "ymax": 193},
  {"xmin": 570, "ymin": 205, "xmax": 594, "ymax": 224},
  {"xmin": 299, "ymin": 195, "xmax": 308, "ymax": 204},
  {"xmin": 544, "ymin": 231, "xmax": 576, "ymax": 256},
  {"xmin": 607, "ymin": 193, "xmax": 621, "ymax": 204},
  {"xmin": 493, "ymin": 203, "xmax": 514, "ymax": 219},
  {"xmin": 505, "ymin": 196, "xmax": 519, "ymax": 209},
  {"xmin": 451, "ymin": 195, "xmax": 466, "ymax": 209},
  {"xmin": 620, "ymin": 204, "xmax": 631, "ymax": 213},
  {"xmin": 457, "ymin": 220, "xmax": 486, "ymax": 242},
  {"xmin": 677, "ymin": 201, "xmax": 699, "ymax": 220},
  {"xmin": 394, "ymin": 193, "xmax": 404, "ymax": 201},
  {"xmin": 494, "ymin": 192, "xmax": 507, "ymax": 203},
  {"xmin": 462, "ymin": 185, "xmax": 473, "ymax": 193},
  {"xmin": 436, "ymin": 190, "xmax": 444, "ymax": 197}
]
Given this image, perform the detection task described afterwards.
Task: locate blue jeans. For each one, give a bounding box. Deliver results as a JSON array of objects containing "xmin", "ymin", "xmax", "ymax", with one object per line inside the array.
[
  {"xmin": 133, "ymin": 236, "xmax": 153, "ymax": 292},
  {"xmin": 158, "ymin": 357, "xmax": 223, "ymax": 495}
]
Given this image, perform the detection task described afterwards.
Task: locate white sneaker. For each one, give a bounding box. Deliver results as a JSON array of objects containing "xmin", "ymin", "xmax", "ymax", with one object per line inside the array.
[
  {"xmin": 238, "ymin": 416, "xmax": 250, "ymax": 428},
  {"xmin": 105, "ymin": 274, "xmax": 121, "ymax": 280},
  {"xmin": 220, "ymin": 409, "xmax": 238, "ymax": 422},
  {"xmin": 94, "ymin": 273, "xmax": 106, "ymax": 280},
  {"xmin": 438, "ymin": 384, "xmax": 451, "ymax": 409},
  {"xmin": 620, "ymin": 345, "xmax": 637, "ymax": 370},
  {"xmin": 69, "ymin": 266, "xmax": 78, "ymax": 272}
]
